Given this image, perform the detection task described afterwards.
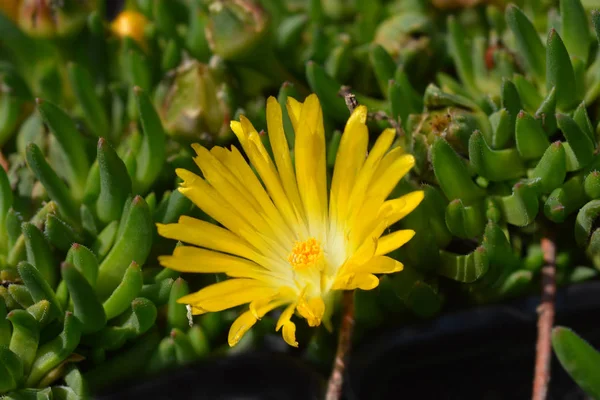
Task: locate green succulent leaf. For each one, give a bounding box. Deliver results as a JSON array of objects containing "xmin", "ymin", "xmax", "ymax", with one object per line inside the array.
[
  {"xmin": 102, "ymin": 262, "xmax": 143, "ymax": 320},
  {"xmin": 584, "ymin": 171, "xmax": 600, "ymax": 199},
  {"xmin": 552, "ymin": 327, "xmax": 600, "ymax": 399},
  {"xmin": 67, "ymin": 63, "xmax": 109, "ymax": 139},
  {"xmin": 574, "ymin": 199, "xmax": 600, "ymax": 247},
  {"xmin": 530, "ymin": 141, "xmax": 567, "ymax": 195},
  {"xmin": 499, "ymin": 180, "xmax": 539, "ymax": 226},
  {"xmin": 506, "ymin": 5, "xmax": 546, "ymax": 83},
  {"xmin": 0, "ymin": 299, "xmax": 10, "ymax": 347},
  {"xmin": 44, "ymin": 214, "xmax": 83, "ymax": 253},
  {"xmin": 468, "ymin": 131, "xmax": 526, "ymax": 181},
  {"xmin": 558, "ymin": 113, "xmax": 594, "ymax": 171},
  {"xmin": 546, "ymin": 29, "xmax": 578, "ymax": 111},
  {"xmin": 61, "ymin": 262, "xmax": 106, "ymax": 334},
  {"xmin": 8, "ymin": 309, "xmax": 40, "ymax": 376},
  {"xmin": 489, "ymin": 108, "xmax": 512, "ymax": 149},
  {"xmin": 573, "ymin": 102, "xmax": 596, "ymax": 145},
  {"xmin": 168, "ymin": 278, "xmax": 191, "ymax": 332},
  {"xmin": 96, "ymin": 138, "xmax": 132, "ymax": 224},
  {"xmin": 22, "ymin": 222, "xmax": 57, "ymax": 289},
  {"xmin": 36, "ymin": 99, "xmax": 90, "ymax": 200},
  {"xmin": 536, "ymin": 86, "xmax": 557, "ymax": 135},
  {"xmin": 17, "ymin": 262, "xmax": 62, "ymax": 320},
  {"xmin": 545, "ymin": 175, "xmax": 587, "ymax": 223},
  {"xmin": 592, "ymin": 10, "xmax": 600, "ymax": 43},
  {"xmin": 171, "ymin": 328, "xmax": 197, "ymax": 364},
  {"xmin": 560, "ymin": 0, "xmax": 591, "ymax": 62},
  {"xmin": 26, "ymin": 312, "xmax": 82, "ymax": 387},
  {"xmin": 439, "ymin": 247, "xmax": 489, "ymax": 283},
  {"xmin": 305, "ymin": 61, "xmax": 348, "ymax": 123},
  {"xmin": 0, "ymin": 165, "xmax": 12, "ymax": 247},
  {"xmin": 447, "ymin": 16, "xmax": 476, "ymax": 94},
  {"xmin": 0, "ymin": 346, "xmax": 22, "ymax": 393},
  {"xmin": 432, "ymin": 137, "xmax": 485, "ymax": 203},
  {"xmin": 369, "ymin": 44, "xmax": 396, "ymax": 95},
  {"xmin": 66, "ymin": 244, "xmax": 99, "ymax": 288},
  {"xmin": 501, "ymin": 79, "xmax": 522, "ymax": 135},
  {"xmin": 25, "ymin": 144, "xmax": 79, "ymax": 225},
  {"xmin": 515, "ymin": 110, "xmax": 550, "ymax": 159},
  {"xmin": 134, "ymin": 87, "xmax": 167, "ymax": 194},
  {"xmin": 445, "ymin": 199, "xmax": 485, "ymax": 239},
  {"xmin": 97, "ymin": 196, "xmax": 153, "ymax": 299}
]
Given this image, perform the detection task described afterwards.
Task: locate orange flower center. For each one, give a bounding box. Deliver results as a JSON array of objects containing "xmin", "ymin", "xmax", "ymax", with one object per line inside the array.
[{"xmin": 288, "ymin": 238, "xmax": 322, "ymax": 270}]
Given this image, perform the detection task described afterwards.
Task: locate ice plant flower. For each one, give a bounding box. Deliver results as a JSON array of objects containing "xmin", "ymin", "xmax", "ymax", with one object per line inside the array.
[
  {"xmin": 110, "ymin": 10, "xmax": 149, "ymax": 49},
  {"xmin": 157, "ymin": 94, "xmax": 424, "ymax": 347}
]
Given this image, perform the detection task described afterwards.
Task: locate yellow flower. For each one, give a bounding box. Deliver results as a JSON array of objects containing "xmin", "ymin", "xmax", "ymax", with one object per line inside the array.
[
  {"xmin": 157, "ymin": 94, "xmax": 424, "ymax": 347},
  {"xmin": 110, "ymin": 10, "xmax": 148, "ymax": 49}
]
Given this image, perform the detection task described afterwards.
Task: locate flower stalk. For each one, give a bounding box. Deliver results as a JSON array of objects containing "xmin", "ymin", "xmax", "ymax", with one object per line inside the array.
[
  {"xmin": 532, "ymin": 235, "xmax": 556, "ymax": 400},
  {"xmin": 325, "ymin": 290, "xmax": 354, "ymax": 400}
]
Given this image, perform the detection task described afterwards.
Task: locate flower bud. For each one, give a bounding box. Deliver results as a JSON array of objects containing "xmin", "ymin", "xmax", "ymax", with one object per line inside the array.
[
  {"xmin": 18, "ymin": 0, "xmax": 95, "ymax": 38},
  {"xmin": 160, "ymin": 58, "xmax": 233, "ymax": 143},
  {"xmin": 205, "ymin": 0, "xmax": 269, "ymax": 61},
  {"xmin": 110, "ymin": 10, "xmax": 149, "ymax": 49},
  {"xmin": 373, "ymin": 12, "xmax": 439, "ymax": 83}
]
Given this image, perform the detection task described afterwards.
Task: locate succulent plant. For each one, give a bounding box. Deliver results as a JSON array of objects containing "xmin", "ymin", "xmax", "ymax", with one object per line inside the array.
[{"xmin": 1, "ymin": 0, "xmax": 600, "ymax": 395}]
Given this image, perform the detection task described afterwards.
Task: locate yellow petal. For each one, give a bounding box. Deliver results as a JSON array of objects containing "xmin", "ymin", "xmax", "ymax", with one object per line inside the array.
[
  {"xmin": 276, "ymin": 303, "xmax": 296, "ymax": 331},
  {"xmin": 230, "ymin": 120, "xmax": 247, "ymax": 147},
  {"xmin": 296, "ymin": 296, "xmax": 325, "ymax": 327},
  {"xmin": 347, "ymin": 256, "xmax": 404, "ymax": 274},
  {"xmin": 332, "ymin": 273, "xmax": 380, "ymax": 290},
  {"xmin": 248, "ymin": 290, "xmax": 293, "ymax": 318},
  {"xmin": 156, "ymin": 216, "xmax": 264, "ymax": 264},
  {"xmin": 177, "ymin": 279, "xmax": 277, "ymax": 313},
  {"xmin": 330, "ymin": 105, "xmax": 369, "ymax": 224},
  {"xmin": 228, "ymin": 311, "xmax": 257, "ymax": 346},
  {"xmin": 384, "ymin": 191, "xmax": 425, "ymax": 227},
  {"xmin": 346, "ymin": 236, "xmax": 378, "ymax": 267},
  {"xmin": 228, "ymin": 298, "xmax": 288, "ymax": 346},
  {"xmin": 295, "ymin": 118, "xmax": 327, "ymax": 234},
  {"xmin": 175, "ymin": 168, "xmax": 282, "ymax": 260},
  {"xmin": 189, "ymin": 305, "xmax": 206, "ymax": 315},
  {"xmin": 158, "ymin": 246, "xmax": 288, "ymax": 282},
  {"xmin": 286, "ymin": 97, "xmax": 303, "ymax": 133},
  {"xmin": 375, "ymin": 230, "xmax": 416, "ymax": 256},
  {"xmin": 295, "ymin": 95, "xmax": 327, "ymax": 232},
  {"xmin": 245, "ymin": 139, "xmax": 302, "ymax": 232},
  {"xmin": 282, "ymin": 321, "xmax": 298, "ymax": 347},
  {"xmin": 347, "ymin": 128, "xmax": 396, "ymax": 219},
  {"xmin": 367, "ymin": 152, "xmax": 415, "ymax": 202},
  {"xmin": 347, "ymin": 194, "xmax": 386, "ymax": 248},
  {"xmin": 215, "ymin": 146, "xmax": 307, "ymax": 239},
  {"xmin": 192, "ymin": 144, "xmax": 293, "ymax": 248},
  {"xmin": 266, "ymin": 97, "xmax": 304, "ymax": 217}
]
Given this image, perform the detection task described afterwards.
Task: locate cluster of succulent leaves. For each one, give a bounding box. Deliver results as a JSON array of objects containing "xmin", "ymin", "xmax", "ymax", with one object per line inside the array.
[{"xmin": 2, "ymin": 0, "xmax": 600, "ymax": 397}]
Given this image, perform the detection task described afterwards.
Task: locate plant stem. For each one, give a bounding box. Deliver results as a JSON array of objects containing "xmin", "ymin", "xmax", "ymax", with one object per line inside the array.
[
  {"xmin": 326, "ymin": 290, "xmax": 355, "ymax": 400},
  {"xmin": 532, "ymin": 236, "xmax": 556, "ymax": 400}
]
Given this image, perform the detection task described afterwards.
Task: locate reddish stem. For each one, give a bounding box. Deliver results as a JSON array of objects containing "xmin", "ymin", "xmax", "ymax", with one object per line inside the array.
[
  {"xmin": 325, "ymin": 291, "xmax": 355, "ymax": 400},
  {"xmin": 532, "ymin": 237, "xmax": 557, "ymax": 400}
]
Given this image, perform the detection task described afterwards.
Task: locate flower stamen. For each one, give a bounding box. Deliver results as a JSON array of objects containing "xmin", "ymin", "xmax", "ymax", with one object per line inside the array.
[{"xmin": 288, "ymin": 238, "xmax": 323, "ymax": 270}]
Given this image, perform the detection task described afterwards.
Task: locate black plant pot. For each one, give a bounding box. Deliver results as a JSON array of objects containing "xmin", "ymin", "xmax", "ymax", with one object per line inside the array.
[
  {"xmin": 96, "ymin": 282, "xmax": 600, "ymax": 400},
  {"xmin": 346, "ymin": 281, "xmax": 600, "ymax": 400},
  {"xmin": 95, "ymin": 351, "xmax": 326, "ymax": 400}
]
